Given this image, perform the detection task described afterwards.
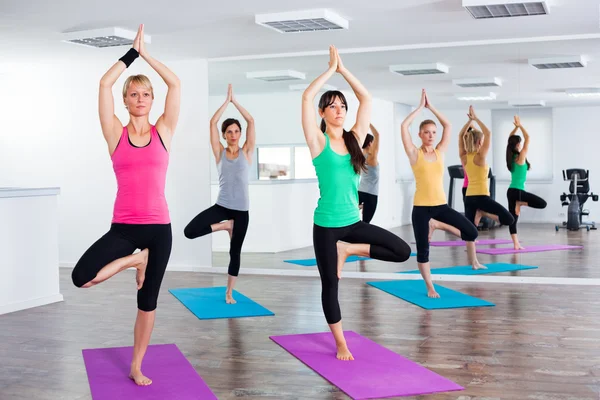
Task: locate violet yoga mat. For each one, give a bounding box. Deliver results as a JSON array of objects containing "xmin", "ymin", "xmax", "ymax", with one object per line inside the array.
[
  {"xmin": 270, "ymin": 331, "xmax": 463, "ymax": 399},
  {"xmin": 82, "ymin": 343, "xmax": 217, "ymax": 400},
  {"xmin": 413, "ymin": 239, "xmax": 513, "ymax": 247},
  {"xmin": 476, "ymin": 244, "xmax": 583, "ymax": 255}
]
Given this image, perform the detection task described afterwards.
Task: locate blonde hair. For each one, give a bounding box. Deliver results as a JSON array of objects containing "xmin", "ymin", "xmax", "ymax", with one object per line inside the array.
[
  {"xmin": 122, "ymin": 74, "xmax": 154, "ymax": 99},
  {"xmin": 464, "ymin": 128, "xmax": 484, "ymax": 153}
]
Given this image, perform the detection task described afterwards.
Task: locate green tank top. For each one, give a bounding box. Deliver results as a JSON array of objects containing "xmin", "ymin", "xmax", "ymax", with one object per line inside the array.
[
  {"xmin": 509, "ymin": 158, "xmax": 528, "ymax": 190},
  {"xmin": 313, "ymin": 134, "xmax": 360, "ymax": 227}
]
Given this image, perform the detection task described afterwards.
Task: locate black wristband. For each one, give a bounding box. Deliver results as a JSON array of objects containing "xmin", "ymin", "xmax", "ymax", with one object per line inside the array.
[{"xmin": 119, "ymin": 48, "xmax": 139, "ymax": 68}]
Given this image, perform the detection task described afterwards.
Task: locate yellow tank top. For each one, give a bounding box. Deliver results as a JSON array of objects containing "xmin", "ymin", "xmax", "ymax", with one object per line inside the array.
[
  {"xmin": 464, "ymin": 153, "xmax": 490, "ymax": 196},
  {"xmin": 411, "ymin": 148, "xmax": 447, "ymax": 206}
]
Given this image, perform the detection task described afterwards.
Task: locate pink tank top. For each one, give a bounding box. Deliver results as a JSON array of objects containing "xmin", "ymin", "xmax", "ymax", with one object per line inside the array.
[
  {"xmin": 111, "ymin": 126, "xmax": 170, "ymax": 224},
  {"xmin": 462, "ymin": 163, "xmax": 469, "ymax": 188}
]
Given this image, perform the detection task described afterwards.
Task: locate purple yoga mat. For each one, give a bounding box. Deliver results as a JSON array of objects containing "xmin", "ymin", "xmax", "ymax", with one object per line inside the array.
[
  {"xmin": 270, "ymin": 331, "xmax": 463, "ymax": 399},
  {"xmin": 476, "ymin": 244, "xmax": 583, "ymax": 255},
  {"xmin": 413, "ymin": 239, "xmax": 513, "ymax": 247},
  {"xmin": 82, "ymin": 344, "xmax": 217, "ymax": 400}
]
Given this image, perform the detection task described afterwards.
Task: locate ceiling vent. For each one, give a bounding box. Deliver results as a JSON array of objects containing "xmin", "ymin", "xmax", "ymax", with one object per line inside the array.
[
  {"xmin": 528, "ymin": 55, "xmax": 586, "ymax": 69},
  {"xmin": 255, "ymin": 9, "xmax": 349, "ymax": 33},
  {"xmin": 456, "ymin": 92, "xmax": 497, "ymax": 101},
  {"xmin": 246, "ymin": 70, "xmax": 306, "ymax": 82},
  {"xmin": 289, "ymin": 83, "xmax": 337, "ymax": 91},
  {"xmin": 62, "ymin": 27, "xmax": 151, "ymax": 48},
  {"xmin": 462, "ymin": 0, "xmax": 549, "ymax": 19},
  {"xmin": 565, "ymin": 88, "xmax": 600, "ymax": 97},
  {"xmin": 508, "ymin": 100, "xmax": 546, "ymax": 107},
  {"xmin": 453, "ymin": 77, "xmax": 502, "ymax": 88},
  {"xmin": 389, "ymin": 63, "xmax": 449, "ymax": 76}
]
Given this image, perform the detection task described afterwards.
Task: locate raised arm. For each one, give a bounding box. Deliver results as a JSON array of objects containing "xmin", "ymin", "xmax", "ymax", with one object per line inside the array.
[
  {"xmin": 337, "ymin": 50, "xmax": 372, "ymax": 145},
  {"xmin": 132, "ymin": 25, "xmax": 180, "ymax": 147},
  {"xmin": 516, "ymin": 116, "xmax": 530, "ymax": 164},
  {"xmin": 425, "ymin": 92, "xmax": 452, "ymax": 153},
  {"xmin": 400, "ymin": 90, "xmax": 425, "ymax": 165},
  {"xmin": 210, "ymin": 85, "xmax": 230, "ymax": 163},
  {"xmin": 509, "ymin": 115, "xmax": 519, "ymax": 137},
  {"xmin": 469, "ymin": 105, "xmax": 492, "ymax": 159},
  {"xmin": 231, "ymin": 89, "xmax": 256, "ymax": 163},
  {"xmin": 458, "ymin": 119, "xmax": 472, "ymax": 158},
  {"xmin": 368, "ymin": 123, "xmax": 380, "ymax": 165},
  {"xmin": 301, "ymin": 46, "xmax": 336, "ymax": 158}
]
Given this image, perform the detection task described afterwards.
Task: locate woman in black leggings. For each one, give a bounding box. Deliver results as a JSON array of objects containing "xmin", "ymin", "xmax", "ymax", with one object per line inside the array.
[
  {"xmin": 506, "ymin": 115, "xmax": 547, "ymax": 249},
  {"xmin": 71, "ymin": 25, "xmax": 180, "ymax": 386},
  {"xmin": 184, "ymin": 84, "xmax": 254, "ymax": 304},
  {"xmin": 401, "ymin": 90, "xmax": 483, "ymax": 298},
  {"xmin": 358, "ymin": 123, "xmax": 379, "ymax": 223},
  {"xmin": 303, "ymin": 46, "xmax": 411, "ymax": 361},
  {"xmin": 461, "ymin": 106, "xmax": 514, "ymax": 232}
]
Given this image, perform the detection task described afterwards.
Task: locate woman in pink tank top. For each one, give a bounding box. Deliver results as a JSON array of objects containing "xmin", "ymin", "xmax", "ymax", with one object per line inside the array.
[{"xmin": 71, "ymin": 25, "xmax": 180, "ymax": 387}]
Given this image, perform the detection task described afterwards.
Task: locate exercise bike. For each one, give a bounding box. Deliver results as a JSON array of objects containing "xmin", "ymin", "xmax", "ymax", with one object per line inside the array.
[{"xmin": 555, "ymin": 168, "xmax": 598, "ymax": 231}]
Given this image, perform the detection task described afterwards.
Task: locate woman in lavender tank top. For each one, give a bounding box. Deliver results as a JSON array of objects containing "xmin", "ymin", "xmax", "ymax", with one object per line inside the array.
[{"xmin": 71, "ymin": 24, "xmax": 180, "ymax": 387}]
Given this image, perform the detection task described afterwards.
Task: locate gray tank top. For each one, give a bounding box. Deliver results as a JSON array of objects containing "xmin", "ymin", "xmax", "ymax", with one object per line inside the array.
[
  {"xmin": 216, "ymin": 149, "xmax": 249, "ymax": 211},
  {"xmin": 358, "ymin": 164, "xmax": 379, "ymax": 196}
]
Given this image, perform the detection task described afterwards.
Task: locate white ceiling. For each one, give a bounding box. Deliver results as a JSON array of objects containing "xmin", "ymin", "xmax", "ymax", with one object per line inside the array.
[{"xmin": 2, "ymin": 0, "xmax": 600, "ymax": 108}]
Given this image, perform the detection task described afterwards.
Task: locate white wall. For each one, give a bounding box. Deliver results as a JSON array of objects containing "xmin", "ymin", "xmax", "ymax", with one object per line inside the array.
[{"xmin": 0, "ymin": 57, "xmax": 212, "ymax": 271}]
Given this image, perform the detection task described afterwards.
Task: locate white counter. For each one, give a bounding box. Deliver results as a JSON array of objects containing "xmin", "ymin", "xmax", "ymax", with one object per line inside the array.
[{"xmin": 0, "ymin": 187, "xmax": 63, "ymax": 315}]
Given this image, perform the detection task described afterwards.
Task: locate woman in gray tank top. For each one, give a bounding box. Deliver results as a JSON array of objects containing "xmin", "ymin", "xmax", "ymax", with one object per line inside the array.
[
  {"xmin": 184, "ymin": 84, "xmax": 254, "ymax": 304},
  {"xmin": 358, "ymin": 123, "xmax": 380, "ymax": 223}
]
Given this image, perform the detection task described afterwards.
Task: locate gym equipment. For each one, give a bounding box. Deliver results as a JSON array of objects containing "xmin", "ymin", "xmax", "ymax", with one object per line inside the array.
[
  {"xmin": 447, "ymin": 164, "xmax": 497, "ymax": 230},
  {"xmin": 556, "ymin": 169, "xmax": 598, "ymax": 231}
]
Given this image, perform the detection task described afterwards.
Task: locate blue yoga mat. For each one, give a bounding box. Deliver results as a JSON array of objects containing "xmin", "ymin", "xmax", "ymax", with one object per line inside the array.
[
  {"xmin": 399, "ymin": 262, "xmax": 538, "ymax": 275},
  {"xmin": 169, "ymin": 287, "xmax": 274, "ymax": 319},
  {"xmin": 284, "ymin": 253, "xmax": 416, "ymax": 267},
  {"xmin": 366, "ymin": 280, "xmax": 495, "ymax": 309}
]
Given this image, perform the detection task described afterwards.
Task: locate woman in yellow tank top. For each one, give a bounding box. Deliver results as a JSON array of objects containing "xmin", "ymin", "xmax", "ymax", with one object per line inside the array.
[
  {"xmin": 401, "ymin": 90, "xmax": 483, "ymax": 298},
  {"xmin": 460, "ymin": 106, "xmax": 514, "ymax": 232}
]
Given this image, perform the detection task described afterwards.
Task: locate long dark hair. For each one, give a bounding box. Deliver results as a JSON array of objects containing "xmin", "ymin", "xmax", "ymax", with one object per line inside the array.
[
  {"xmin": 506, "ymin": 135, "xmax": 530, "ymax": 171},
  {"xmin": 318, "ymin": 90, "xmax": 366, "ymax": 174}
]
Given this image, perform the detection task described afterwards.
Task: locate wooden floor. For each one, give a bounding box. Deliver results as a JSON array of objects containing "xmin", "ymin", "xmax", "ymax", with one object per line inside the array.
[
  {"xmin": 1, "ymin": 267, "xmax": 600, "ymax": 399},
  {"xmin": 214, "ymin": 223, "xmax": 600, "ymax": 278}
]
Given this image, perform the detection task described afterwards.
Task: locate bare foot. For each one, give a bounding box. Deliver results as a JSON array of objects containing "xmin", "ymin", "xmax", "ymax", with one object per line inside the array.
[
  {"xmin": 225, "ymin": 219, "xmax": 234, "ymax": 241},
  {"xmin": 336, "ymin": 343, "xmax": 354, "ymax": 361},
  {"xmin": 336, "ymin": 242, "xmax": 350, "ymax": 279},
  {"xmin": 225, "ymin": 292, "xmax": 237, "ymax": 304},
  {"xmin": 428, "ymin": 219, "xmax": 437, "ymax": 242},
  {"xmin": 427, "ymin": 286, "xmax": 440, "ymax": 298},
  {"xmin": 135, "ymin": 249, "xmax": 149, "ymax": 290},
  {"xmin": 474, "ymin": 210, "xmax": 482, "ymax": 227},
  {"xmin": 129, "ymin": 369, "xmax": 152, "ymax": 386},
  {"xmin": 472, "ymin": 261, "xmax": 488, "ymax": 270},
  {"xmin": 515, "ymin": 203, "xmax": 521, "ymax": 216},
  {"xmin": 514, "ymin": 243, "xmax": 525, "ymax": 250}
]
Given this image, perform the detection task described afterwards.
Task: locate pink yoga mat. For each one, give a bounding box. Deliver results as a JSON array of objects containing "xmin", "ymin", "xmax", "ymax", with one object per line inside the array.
[
  {"xmin": 82, "ymin": 344, "xmax": 217, "ymax": 400},
  {"xmin": 270, "ymin": 331, "xmax": 463, "ymax": 399},
  {"xmin": 423, "ymin": 239, "xmax": 513, "ymax": 247},
  {"xmin": 476, "ymin": 244, "xmax": 583, "ymax": 255}
]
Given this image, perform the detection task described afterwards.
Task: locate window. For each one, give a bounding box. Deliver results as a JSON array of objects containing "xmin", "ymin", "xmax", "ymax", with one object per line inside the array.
[
  {"xmin": 294, "ymin": 146, "xmax": 317, "ymax": 179},
  {"xmin": 255, "ymin": 145, "xmax": 317, "ymax": 180},
  {"xmin": 258, "ymin": 147, "xmax": 291, "ymax": 180}
]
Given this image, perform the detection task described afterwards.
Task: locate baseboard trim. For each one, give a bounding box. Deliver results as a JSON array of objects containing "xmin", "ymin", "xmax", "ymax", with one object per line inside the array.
[{"xmin": 0, "ymin": 294, "xmax": 64, "ymax": 315}]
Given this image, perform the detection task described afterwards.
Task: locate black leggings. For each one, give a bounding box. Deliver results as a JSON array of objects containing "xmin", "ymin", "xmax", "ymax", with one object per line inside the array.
[
  {"xmin": 184, "ymin": 204, "xmax": 249, "ymax": 276},
  {"xmin": 412, "ymin": 204, "xmax": 478, "ymax": 263},
  {"xmin": 507, "ymin": 188, "xmax": 547, "ymax": 234},
  {"xmin": 72, "ymin": 223, "xmax": 172, "ymax": 312},
  {"xmin": 313, "ymin": 221, "xmax": 411, "ymax": 324},
  {"xmin": 464, "ymin": 195, "xmax": 515, "ymax": 228},
  {"xmin": 358, "ymin": 191, "xmax": 378, "ymax": 223}
]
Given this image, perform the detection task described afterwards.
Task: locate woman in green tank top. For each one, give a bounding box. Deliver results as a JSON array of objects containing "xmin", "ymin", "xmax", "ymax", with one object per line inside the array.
[
  {"xmin": 302, "ymin": 45, "xmax": 411, "ymax": 361},
  {"xmin": 506, "ymin": 115, "xmax": 547, "ymax": 249}
]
